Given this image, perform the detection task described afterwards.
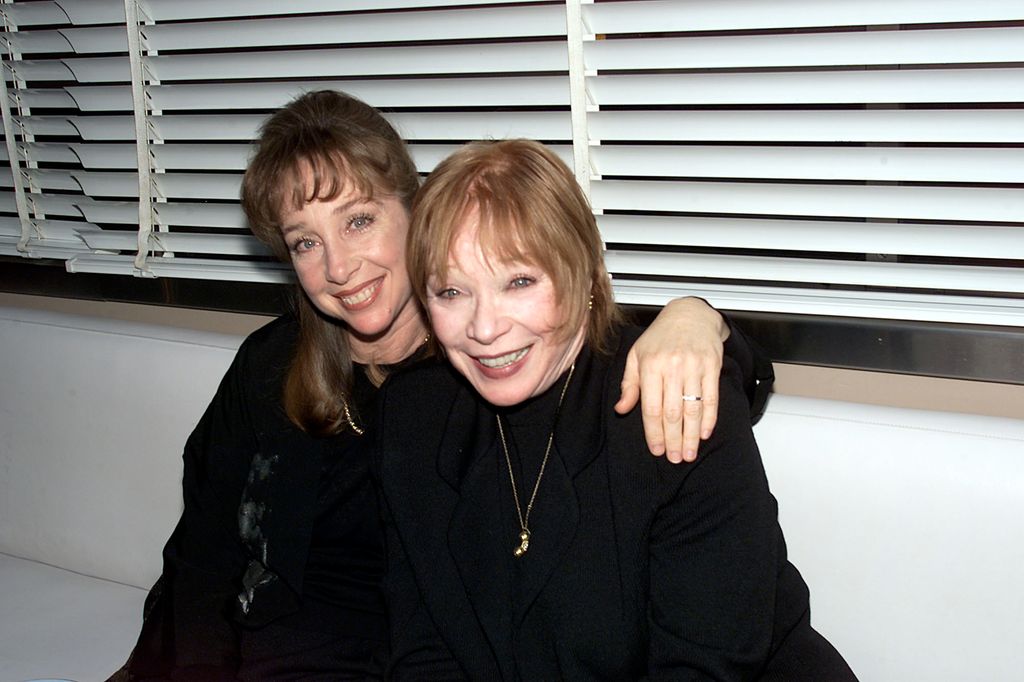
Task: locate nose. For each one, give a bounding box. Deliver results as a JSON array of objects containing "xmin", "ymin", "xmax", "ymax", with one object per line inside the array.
[
  {"xmin": 323, "ymin": 240, "xmax": 357, "ymax": 285},
  {"xmin": 467, "ymin": 293, "xmax": 509, "ymax": 345}
]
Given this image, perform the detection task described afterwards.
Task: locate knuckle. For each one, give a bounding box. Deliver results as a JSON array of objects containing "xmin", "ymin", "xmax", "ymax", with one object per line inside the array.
[
  {"xmin": 683, "ymin": 402, "xmax": 703, "ymax": 417},
  {"xmin": 641, "ymin": 405, "xmax": 663, "ymax": 419}
]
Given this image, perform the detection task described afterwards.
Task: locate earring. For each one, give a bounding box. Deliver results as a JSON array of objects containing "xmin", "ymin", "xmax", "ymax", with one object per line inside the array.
[{"xmin": 587, "ymin": 295, "xmax": 594, "ymax": 311}]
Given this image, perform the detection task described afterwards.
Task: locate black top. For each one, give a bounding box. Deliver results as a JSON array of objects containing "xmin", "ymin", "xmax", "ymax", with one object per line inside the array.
[
  {"xmin": 125, "ymin": 315, "xmax": 420, "ymax": 681},
  {"xmin": 378, "ymin": 326, "xmax": 856, "ymax": 681}
]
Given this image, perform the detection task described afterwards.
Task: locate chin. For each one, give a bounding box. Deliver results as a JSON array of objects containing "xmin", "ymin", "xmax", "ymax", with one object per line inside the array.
[
  {"xmin": 473, "ymin": 381, "xmax": 534, "ymax": 407},
  {"xmin": 343, "ymin": 307, "xmax": 395, "ymax": 334}
]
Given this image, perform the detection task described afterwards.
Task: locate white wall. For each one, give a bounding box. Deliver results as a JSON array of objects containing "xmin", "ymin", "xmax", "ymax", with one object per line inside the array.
[
  {"xmin": 756, "ymin": 396, "xmax": 1024, "ymax": 680},
  {"xmin": 0, "ymin": 305, "xmax": 243, "ymax": 587}
]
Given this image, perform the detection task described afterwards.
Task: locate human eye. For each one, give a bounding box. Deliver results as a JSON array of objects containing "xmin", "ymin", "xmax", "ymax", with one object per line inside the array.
[
  {"xmin": 289, "ymin": 236, "xmax": 318, "ymax": 255},
  {"xmin": 347, "ymin": 212, "xmax": 375, "ymax": 233},
  {"xmin": 509, "ymin": 274, "xmax": 536, "ymax": 289},
  {"xmin": 427, "ymin": 276, "xmax": 460, "ymax": 300},
  {"xmin": 434, "ymin": 287, "xmax": 461, "ymax": 300}
]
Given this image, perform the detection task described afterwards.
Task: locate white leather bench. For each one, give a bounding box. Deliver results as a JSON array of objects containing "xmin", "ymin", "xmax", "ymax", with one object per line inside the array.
[
  {"xmin": 1, "ymin": 305, "xmax": 1022, "ymax": 681},
  {"xmin": 0, "ymin": 306, "xmax": 239, "ymax": 681}
]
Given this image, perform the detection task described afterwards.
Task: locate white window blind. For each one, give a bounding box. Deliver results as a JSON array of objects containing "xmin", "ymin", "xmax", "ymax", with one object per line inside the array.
[{"xmin": 1, "ymin": 0, "xmax": 1022, "ymax": 326}]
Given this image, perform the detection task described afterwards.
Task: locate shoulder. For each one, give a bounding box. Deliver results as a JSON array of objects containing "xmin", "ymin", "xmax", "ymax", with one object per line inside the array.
[
  {"xmin": 606, "ymin": 325, "xmax": 761, "ymax": 489},
  {"xmin": 238, "ymin": 313, "xmax": 299, "ymax": 356},
  {"xmin": 658, "ymin": 354, "xmax": 765, "ymax": 500},
  {"xmin": 378, "ymin": 359, "xmax": 464, "ymax": 441},
  {"xmin": 229, "ymin": 314, "xmax": 299, "ymax": 375},
  {"xmin": 201, "ymin": 314, "xmax": 298, "ymax": 414}
]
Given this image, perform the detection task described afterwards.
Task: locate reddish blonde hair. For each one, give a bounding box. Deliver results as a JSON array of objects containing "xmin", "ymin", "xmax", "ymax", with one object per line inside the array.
[{"xmin": 409, "ymin": 139, "xmax": 621, "ymax": 352}]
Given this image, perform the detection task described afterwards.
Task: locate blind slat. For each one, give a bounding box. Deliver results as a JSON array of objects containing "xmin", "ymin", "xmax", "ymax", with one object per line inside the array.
[
  {"xmin": 67, "ymin": 252, "xmax": 292, "ymax": 283},
  {"xmin": 605, "ymin": 251, "xmax": 1024, "ymax": 294},
  {"xmin": 156, "ymin": 173, "xmax": 241, "ymax": 201},
  {"xmin": 144, "ymin": 6, "xmax": 564, "ymax": 51},
  {"xmin": 587, "ymin": 28, "xmax": 1024, "ymax": 71},
  {"xmin": 152, "ymin": 232, "xmax": 272, "ymax": 257},
  {"xmin": 129, "ymin": 112, "xmax": 571, "ymax": 141},
  {"xmin": 152, "ymin": 144, "xmax": 250, "ymax": 171},
  {"xmin": 598, "ymin": 215, "xmax": 1024, "ymax": 260},
  {"xmin": 611, "ymin": 281, "xmax": 1024, "ymax": 327},
  {"xmin": 4, "ymin": 31, "xmax": 74, "ymax": 54},
  {"xmin": 76, "ymin": 226, "xmax": 138, "ymax": 250},
  {"xmin": 77, "ymin": 228, "xmax": 270, "ymax": 257},
  {"xmin": 0, "ymin": 2, "xmax": 69, "ymax": 27},
  {"xmin": 14, "ymin": 89, "xmax": 79, "ymax": 109},
  {"xmin": 27, "ymin": 142, "xmax": 138, "ymax": 168},
  {"xmin": 46, "ymin": 1, "xmax": 124, "ymax": 25},
  {"xmin": 590, "ymin": 69, "xmax": 1024, "ymax": 105},
  {"xmin": 146, "ymin": 43, "xmax": 567, "ymax": 82},
  {"xmin": 25, "ymin": 169, "xmax": 87, "ymax": 193},
  {"xmin": 67, "ymin": 77, "xmax": 572, "ymax": 111},
  {"xmin": 6, "ymin": 59, "xmax": 77, "ymax": 81},
  {"xmin": 586, "ymin": 0, "xmax": 1024, "ymax": 34},
  {"xmin": 591, "ymin": 180, "xmax": 1024, "ymax": 224},
  {"xmin": 15, "ymin": 117, "xmax": 82, "ymax": 137},
  {"xmin": 1, "ymin": 237, "xmax": 93, "ymax": 260},
  {"xmin": 144, "ymin": 0, "xmax": 526, "ymax": 22},
  {"xmin": 588, "ymin": 110, "xmax": 1024, "ymax": 144},
  {"xmin": 592, "ymin": 145, "xmax": 1024, "ymax": 184},
  {"xmin": 62, "ymin": 56, "xmax": 130, "ymax": 83},
  {"xmin": 77, "ymin": 200, "xmax": 149, "ymax": 225},
  {"xmin": 155, "ymin": 202, "xmax": 247, "ymax": 229}
]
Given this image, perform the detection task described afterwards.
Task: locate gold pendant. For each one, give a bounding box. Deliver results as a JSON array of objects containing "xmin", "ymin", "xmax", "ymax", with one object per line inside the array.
[{"xmin": 513, "ymin": 529, "xmax": 530, "ymax": 558}]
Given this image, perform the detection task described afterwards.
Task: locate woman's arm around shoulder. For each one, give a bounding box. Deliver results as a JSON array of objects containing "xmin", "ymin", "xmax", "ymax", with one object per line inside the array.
[
  {"xmin": 616, "ymin": 297, "xmax": 729, "ymax": 463},
  {"xmin": 616, "ymin": 298, "xmax": 772, "ymax": 464}
]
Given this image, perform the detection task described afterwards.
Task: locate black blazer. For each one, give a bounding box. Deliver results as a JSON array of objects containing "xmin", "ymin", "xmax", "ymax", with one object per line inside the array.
[
  {"xmin": 124, "ymin": 315, "xmax": 387, "ymax": 679},
  {"xmin": 377, "ymin": 326, "xmax": 854, "ymax": 681}
]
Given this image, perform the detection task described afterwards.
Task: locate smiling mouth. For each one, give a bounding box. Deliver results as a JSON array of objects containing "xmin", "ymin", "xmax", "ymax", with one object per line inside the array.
[
  {"xmin": 477, "ymin": 347, "xmax": 529, "ymax": 369},
  {"xmin": 338, "ymin": 278, "xmax": 382, "ymax": 307}
]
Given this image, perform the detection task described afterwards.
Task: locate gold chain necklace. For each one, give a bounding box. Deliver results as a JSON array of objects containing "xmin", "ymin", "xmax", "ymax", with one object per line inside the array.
[
  {"xmin": 343, "ymin": 331, "xmax": 430, "ymax": 437},
  {"xmin": 496, "ymin": 362, "xmax": 575, "ymax": 558},
  {"xmin": 342, "ymin": 400, "xmax": 365, "ymax": 436}
]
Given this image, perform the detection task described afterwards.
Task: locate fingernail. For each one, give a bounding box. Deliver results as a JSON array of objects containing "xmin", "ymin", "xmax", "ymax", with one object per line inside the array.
[
  {"xmin": 684, "ymin": 449, "xmax": 697, "ymax": 462},
  {"xmin": 701, "ymin": 429, "xmax": 711, "ymax": 439}
]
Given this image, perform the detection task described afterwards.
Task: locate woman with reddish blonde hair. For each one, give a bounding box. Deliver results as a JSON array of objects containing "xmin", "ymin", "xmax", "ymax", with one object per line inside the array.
[{"xmin": 379, "ymin": 139, "xmax": 853, "ymax": 680}]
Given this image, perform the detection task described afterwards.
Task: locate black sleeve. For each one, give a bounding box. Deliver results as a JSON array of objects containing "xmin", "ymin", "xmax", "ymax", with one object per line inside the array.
[
  {"xmin": 644, "ymin": 356, "xmax": 783, "ymax": 679},
  {"xmin": 720, "ymin": 313, "xmax": 775, "ymax": 425},
  {"xmin": 126, "ymin": 336, "xmax": 266, "ymax": 680}
]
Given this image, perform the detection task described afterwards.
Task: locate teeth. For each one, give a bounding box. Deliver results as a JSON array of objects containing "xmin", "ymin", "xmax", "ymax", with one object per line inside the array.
[
  {"xmin": 478, "ymin": 348, "xmax": 528, "ymax": 369},
  {"xmin": 341, "ymin": 280, "xmax": 380, "ymax": 306}
]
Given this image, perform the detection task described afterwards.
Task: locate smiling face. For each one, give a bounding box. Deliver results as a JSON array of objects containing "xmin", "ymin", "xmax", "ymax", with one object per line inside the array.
[
  {"xmin": 426, "ymin": 214, "xmax": 587, "ymax": 407},
  {"xmin": 280, "ymin": 180, "xmax": 423, "ymax": 363}
]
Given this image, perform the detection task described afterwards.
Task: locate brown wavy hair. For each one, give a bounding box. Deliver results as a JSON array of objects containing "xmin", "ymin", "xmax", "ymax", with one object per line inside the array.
[
  {"xmin": 241, "ymin": 89, "xmax": 420, "ymax": 436},
  {"xmin": 408, "ymin": 139, "xmax": 622, "ymax": 354}
]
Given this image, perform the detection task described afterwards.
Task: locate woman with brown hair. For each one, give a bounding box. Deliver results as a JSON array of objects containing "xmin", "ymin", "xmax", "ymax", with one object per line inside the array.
[
  {"xmin": 118, "ymin": 91, "xmax": 758, "ymax": 680},
  {"xmin": 379, "ymin": 139, "xmax": 853, "ymax": 680}
]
